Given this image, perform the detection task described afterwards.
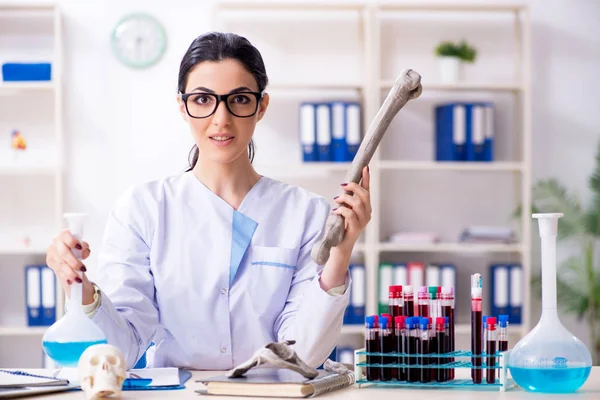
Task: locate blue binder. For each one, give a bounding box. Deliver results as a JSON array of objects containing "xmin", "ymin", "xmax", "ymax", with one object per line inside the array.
[
  {"xmin": 393, "ymin": 263, "xmax": 408, "ymax": 286},
  {"xmin": 40, "ymin": 266, "xmax": 56, "ymax": 326},
  {"xmin": 435, "ymin": 103, "xmax": 467, "ymax": 161},
  {"xmin": 440, "ymin": 264, "xmax": 456, "ymax": 289},
  {"xmin": 299, "ymin": 102, "xmax": 317, "ymax": 162},
  {"xmin": 315, "ymin": 103, "xmax": 332, "ymax": 161},
  {"xmin": 466, "ymin": 104, "xmax": 485, "ymax": 162},
  {"xmin": 349, "ymin": 263, "xmax": 365, "ymax": 324},
  {"xmin": 345, "ymin": 102, "xmax": 361, "ymax": 161},
  {"xmin": 330, "ymin": 102, "xmax": 348, "ymax": 162},
  {"xmin": 336, "ymin": 347, "xmax": 355, "ymax": 364},
  {"xmin": 490, "ymin": 264, "xmax": 510, "ymax": 318},
  {"xmin": 483, "ymin": 104, "xmax": 494, "ymax": 161},
  {"xmin": 466, "ymin": 102, "xmax": 495, "ymax": 162},
  {"xmin": 509, "ymin": 264, "xmax": 523, "ymax": 324},
  {"xmin": 25, "ymin": 265, "xmax": 42, "ymax": 326}
]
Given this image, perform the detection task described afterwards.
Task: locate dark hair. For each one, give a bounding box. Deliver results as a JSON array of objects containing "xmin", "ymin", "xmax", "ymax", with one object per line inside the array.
[{"xmin": 178, "ymin": 32, "xmax": 269, "ymax": 171}]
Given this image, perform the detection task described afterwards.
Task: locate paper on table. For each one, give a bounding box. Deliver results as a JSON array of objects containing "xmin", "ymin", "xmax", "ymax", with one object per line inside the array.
[{"xmin": 128, "ymin": 368, "xmax": 181, "ymax": 387}]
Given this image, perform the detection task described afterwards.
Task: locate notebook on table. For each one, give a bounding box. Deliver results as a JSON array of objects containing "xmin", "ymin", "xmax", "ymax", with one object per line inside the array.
[
  {"xmin": 0, "ymin": 369, "xmax": 74, "ymax": 398},
  {"xmin": 196, "ymin": 368, "xmax": 354, "ymax": 398}
]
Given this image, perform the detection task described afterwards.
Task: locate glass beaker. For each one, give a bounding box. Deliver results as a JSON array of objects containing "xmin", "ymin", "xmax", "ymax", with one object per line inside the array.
[
  {"xmin": 508, "ymin": 213, "xmax": 592, "ymax": 393},
  {"xmin": 42, "ymin": 213, "xmax": 107, "ymax": 367}
]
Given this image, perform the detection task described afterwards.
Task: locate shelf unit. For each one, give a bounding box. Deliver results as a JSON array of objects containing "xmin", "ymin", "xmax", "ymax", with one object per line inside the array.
[
  {"xmin": 0, "ymin": 1, "xmax": 63, "ymax": 365},
  {"xmin": 217, "ymin": 0, "xmax": 533, "ymax": 343}
]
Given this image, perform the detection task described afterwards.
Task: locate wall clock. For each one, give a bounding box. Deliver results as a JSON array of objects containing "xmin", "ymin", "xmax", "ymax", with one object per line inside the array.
[{"xmin": 111, "ymin": 13, "xmax": 167, "ymax": 69}]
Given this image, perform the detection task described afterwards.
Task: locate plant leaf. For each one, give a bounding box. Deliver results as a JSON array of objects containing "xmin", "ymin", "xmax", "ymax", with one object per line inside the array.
[
  {"xmin": 531, "ymin": 179, "xmax": 585, "ymax": 240},
  {"xmin": 511, "ymin": 203, "xmax": 540, "ymax": 220},
  {"xmin": 559, "ymin": 255, "xmax": 589, "ymax": 287},
  {"xmin": 556, "ymin": 277, "xmax": 589, "ymax": 319},
  {"xmin": 585, "ymin": 140, "xmax": 600, "ymax": 235}
]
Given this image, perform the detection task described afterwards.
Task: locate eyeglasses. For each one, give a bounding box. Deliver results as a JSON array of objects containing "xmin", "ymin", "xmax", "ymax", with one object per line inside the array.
[{"xmin": 179, "ymin": 91, "xmax": 264, "ymax": 119}]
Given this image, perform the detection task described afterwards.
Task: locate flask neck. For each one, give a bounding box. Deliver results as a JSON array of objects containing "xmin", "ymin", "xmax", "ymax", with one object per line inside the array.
[
  {"xmin": 541, "ymin": 235, "xmax": 557, "ymax": 311},
  {"xmin": 68, "ymin": 278, "xmax": 85, "ymax": 315}
]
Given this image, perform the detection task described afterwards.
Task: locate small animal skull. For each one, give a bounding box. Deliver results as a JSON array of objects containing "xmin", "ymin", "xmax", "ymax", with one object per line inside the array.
[{"xmin": 78, "ymin": 344, "xmax": 126, "ymax": 399}]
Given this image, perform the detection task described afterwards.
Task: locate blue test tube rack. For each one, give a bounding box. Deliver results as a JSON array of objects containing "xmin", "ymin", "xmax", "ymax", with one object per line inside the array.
[{"xmin": 353, "ymin": 348, "xmax": 516, "ymax": 391}]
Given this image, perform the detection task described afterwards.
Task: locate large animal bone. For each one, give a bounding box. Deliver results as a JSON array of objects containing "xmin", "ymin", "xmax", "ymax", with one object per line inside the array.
[
  {"xmin": 226, "ymin": 340, "xmax": 318, "ymax": 379},
  {"xmin": 311, "ymin": 69, "xmax": 422, "ymax": 265}
]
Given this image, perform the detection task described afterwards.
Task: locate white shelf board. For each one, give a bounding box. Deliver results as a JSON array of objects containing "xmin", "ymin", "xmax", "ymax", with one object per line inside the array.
[
  {"xmin": 0, "ymin": 326, "xmax": 48, "ymax": 336},
  {"xmin": 380, "ymin": 80, "xmax": 523, "ymax": 92},
  {"xmin": 378, "ymin": 242, "xmax": 523, "ymax": 253},
  {"xmin": 378, "ymin": 161, "xmax": 523, "ymax": 172},
  {"xmin": 0, "ymin": 2, "xmax": 55, "ymax": 11},
  {"xmin": 217, "ymin": 0, "xmax": 366, "ymax": 11},
  {"xmin": 254, "ymin": 162, "xmax": 351, "ymax": 176},
  {"xmin": 0, "ymin": 81, "xmax": 55, "ymax": 92},
  {"xmin": 0, "ymin": 165, "xmax": 58, "ymax": 176},
  {"xmin": 378, "ymin": 2, "xmax": 526, "ymax": 12},
  {"xmin": 268, "ymin": 82, "xmax": 363, "ymax": 91},
  {"xmin": 342, "ymin": 324, "xmax": 364, "ymax": 334},
  {"xmin": 218, "ymin": 1, "xmax": 525, "ymax": 12},
  {"xmin": 0, "ymin": 243, "xmax": 48, "ymax": 255},
  {"xmin": 0, "ymin": 233, "xmax": 53, "ymax": 255}
]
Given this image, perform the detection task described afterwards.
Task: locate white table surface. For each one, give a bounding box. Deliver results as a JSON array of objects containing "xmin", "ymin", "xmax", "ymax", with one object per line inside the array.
[{"xmin": 36, "ymin": 367, "xmax": 600, "ymax": 399}]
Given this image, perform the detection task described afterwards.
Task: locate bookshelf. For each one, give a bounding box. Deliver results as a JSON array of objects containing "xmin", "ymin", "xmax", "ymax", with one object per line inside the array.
[
  {"xmin": 214, "ymin": 0, "xmax": 532, "ymax": 345},
  {"xmin": 0, "ymin": 1, "xmax": 64, "ymax": 365}
]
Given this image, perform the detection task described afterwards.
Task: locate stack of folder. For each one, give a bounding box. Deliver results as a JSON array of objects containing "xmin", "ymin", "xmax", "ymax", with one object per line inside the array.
[
  {"xmin": 435, "ymin": 102, "xmax": 495, "ymax": 162},
  {"xmin": 342, "ymin": 264, "xmax": 365, "ymax": 325},
  {"xmin": 25, "ymin": 265, "xmax": 56, "ymax": 327},
  {"xmin": 299, "ymin": 101, "xmax": 362, "ymax": 162},
  {"xmin": 489, "ymin": 264, "xmax": 522, "ymax": 324}
]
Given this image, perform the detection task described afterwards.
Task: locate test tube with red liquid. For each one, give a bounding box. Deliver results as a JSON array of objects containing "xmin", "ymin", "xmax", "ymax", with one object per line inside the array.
[
  {"xmin": 471, "ymin": 273, "xmax": 483, "ymax": 384},
  {"xmin": 365, "ymin": 315, "xmax": 379, "ymax": 381},
  {"xmin": 486, "ymin": 317, "xmax": 498, "ymax": 384}
]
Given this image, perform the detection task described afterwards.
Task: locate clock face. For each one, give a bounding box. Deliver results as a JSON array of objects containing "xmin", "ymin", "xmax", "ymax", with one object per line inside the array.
[{"xmin": 111, "ymin": 13, "xmax": 167, "ymax": 69}]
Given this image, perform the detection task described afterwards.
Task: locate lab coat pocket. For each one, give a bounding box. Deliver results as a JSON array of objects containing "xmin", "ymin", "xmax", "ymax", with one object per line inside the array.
[
  {"xmin": 251, "ymin": 245, "xmax": 298, "ymax": 271},
  {"xmin": 247, "ymin": 246, "xmax": 298, "ymax": 314}
]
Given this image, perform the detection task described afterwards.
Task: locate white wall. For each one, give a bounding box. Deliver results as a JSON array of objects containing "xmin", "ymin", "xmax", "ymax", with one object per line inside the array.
[
  {"xmin": 9, "ymin": 0, "xmax": 600, "ymax": 360},
  {"xmin": 526, "ymin": 0, "xmax": 600, "ymax": 358}
]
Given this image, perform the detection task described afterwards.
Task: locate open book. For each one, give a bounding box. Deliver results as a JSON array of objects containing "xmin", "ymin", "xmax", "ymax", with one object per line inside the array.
[{"xmin": 196, "ymin": 369, "xmax": 354, "ymax": 398}]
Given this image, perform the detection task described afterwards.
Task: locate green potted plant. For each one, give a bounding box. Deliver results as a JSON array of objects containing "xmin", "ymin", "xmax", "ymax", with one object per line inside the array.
[
  {"xmin": 522, "ymin": 141, "xmax": 600, "ymax": 364},
  {"xmin": 434, "ymin": 39, "xmax": 477, "ymax": 83}
]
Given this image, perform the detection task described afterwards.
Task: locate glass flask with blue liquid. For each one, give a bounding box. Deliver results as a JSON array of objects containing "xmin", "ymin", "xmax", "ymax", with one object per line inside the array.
[
  {"xmin": 42, "ymin": 213, "xmax": 107, "ymax": 367},
  {"xmin": 508, "ymin": 213, "xmax": 592, "ymax": 393}
]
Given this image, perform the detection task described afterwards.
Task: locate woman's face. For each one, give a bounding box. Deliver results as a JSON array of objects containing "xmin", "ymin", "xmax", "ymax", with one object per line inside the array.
[{"xmin": 178, "ymin": 58, "xmax": 269, "ymax": 165}]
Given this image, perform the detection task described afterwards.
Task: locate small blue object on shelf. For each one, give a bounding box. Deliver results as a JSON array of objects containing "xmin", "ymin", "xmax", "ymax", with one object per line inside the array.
[{"xmin": 2, "ymin": 62, "xmax": 52, "ymax": 81}]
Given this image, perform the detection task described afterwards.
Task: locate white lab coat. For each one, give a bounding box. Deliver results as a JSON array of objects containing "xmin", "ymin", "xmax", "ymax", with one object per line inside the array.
[{"xmin": 90, "ymin": 172, "xmax": 351, "ymax": 370}]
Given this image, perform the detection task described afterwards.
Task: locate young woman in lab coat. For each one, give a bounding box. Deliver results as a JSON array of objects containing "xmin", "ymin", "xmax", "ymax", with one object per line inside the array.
[{"xmin": 45, "ymin": 32, "xmax": 371, "ymax": 370}]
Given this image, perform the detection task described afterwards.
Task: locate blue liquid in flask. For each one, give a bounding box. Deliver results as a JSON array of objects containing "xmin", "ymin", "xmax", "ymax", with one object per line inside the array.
[
  {"xmin": 42, "ymin": 214, "xmax": 108, "ymax": 367},
  {"xmin": 42, "ymin": 339, "xmax": 108, "ymax": 367},
  {"xmin": 510, "ymin": 366, "xmax": 591, "ymax": 393}
]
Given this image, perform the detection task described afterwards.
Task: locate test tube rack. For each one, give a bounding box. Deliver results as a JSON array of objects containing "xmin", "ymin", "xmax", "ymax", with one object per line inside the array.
[{"xmin": 353, "ymin": 348, "xmax": 516, "ymax": 391}]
